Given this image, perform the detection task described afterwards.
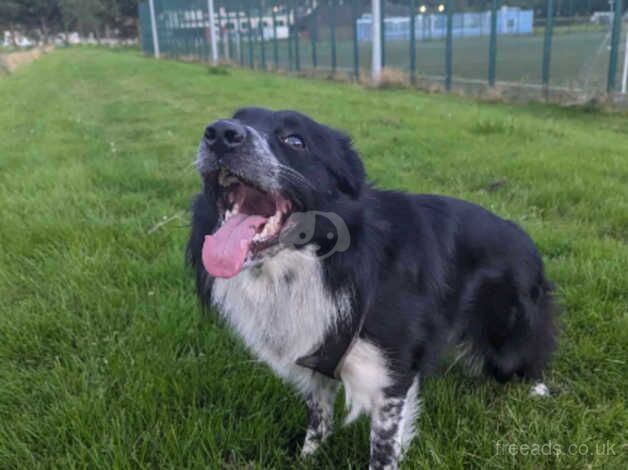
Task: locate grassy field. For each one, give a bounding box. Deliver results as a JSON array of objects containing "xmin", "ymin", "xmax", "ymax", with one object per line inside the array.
[{"xmin": 0, "ymin": 48, "xmax": 627, "ymax": 469}]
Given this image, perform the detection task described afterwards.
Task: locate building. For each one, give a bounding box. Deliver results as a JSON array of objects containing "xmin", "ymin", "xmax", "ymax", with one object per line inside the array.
[
  {"xmin": 356, "ymin": 6, "xmax": 534, "ymax": 42},
  {"xmin": 165, "ymin": 7, "xmax": 292, "ymax": 41}
]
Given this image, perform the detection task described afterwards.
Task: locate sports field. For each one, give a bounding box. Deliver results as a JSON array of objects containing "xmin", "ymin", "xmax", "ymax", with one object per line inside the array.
[
  {"xmin": 0, "ymin": 48, "xmax": 626, "ymax": 469},
  {"xmin": 202, "ymin": 27, "xmax": 624, "ymax": 92}
]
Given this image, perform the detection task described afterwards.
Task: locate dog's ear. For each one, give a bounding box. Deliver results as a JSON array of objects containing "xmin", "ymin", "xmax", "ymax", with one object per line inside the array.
[
  {"xmin": 331, "ymin": 133, "xmax": 366, "ymax": 199},
  {"xmin": 186, "ymin": 180, "xmax": 219, "ymax": 309}
]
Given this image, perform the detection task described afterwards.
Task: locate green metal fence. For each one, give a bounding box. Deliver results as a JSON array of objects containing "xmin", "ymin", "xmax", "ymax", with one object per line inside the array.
[{"xmin": 138, "ymin": 1, "xmax": 628, "ymax": 98}]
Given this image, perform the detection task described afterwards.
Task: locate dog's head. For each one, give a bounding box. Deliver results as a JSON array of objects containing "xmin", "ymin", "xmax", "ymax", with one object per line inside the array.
[{"xmin": 196, "ymin": 107, "xmax": 365, "ymax": 278}]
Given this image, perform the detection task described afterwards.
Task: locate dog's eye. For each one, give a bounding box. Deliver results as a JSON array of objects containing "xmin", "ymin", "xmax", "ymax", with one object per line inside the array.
[{"xmin": 282, "ymin": 135, "xmax": 305, "ymax": 150}]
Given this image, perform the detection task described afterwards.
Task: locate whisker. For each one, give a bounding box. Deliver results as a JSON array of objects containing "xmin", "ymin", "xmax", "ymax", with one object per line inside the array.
[
  {"xmin": 276, "ymin": 171, "xmax": 316, "ymax": 190},
  {"xmin": 274, "ymin": 164, "xmax": 317, "ymax": 190}
]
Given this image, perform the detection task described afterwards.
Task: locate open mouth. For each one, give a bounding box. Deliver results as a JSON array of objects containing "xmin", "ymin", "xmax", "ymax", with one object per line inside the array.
[{"xmin": 201, "ymin": 169, "xmax": 293, "ymax": 278}]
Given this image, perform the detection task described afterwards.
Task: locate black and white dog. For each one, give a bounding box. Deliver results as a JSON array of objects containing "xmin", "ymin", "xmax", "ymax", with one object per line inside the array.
[{"xmin": 187, "ymin": 108, "xmax": 557, "ymax": 469}]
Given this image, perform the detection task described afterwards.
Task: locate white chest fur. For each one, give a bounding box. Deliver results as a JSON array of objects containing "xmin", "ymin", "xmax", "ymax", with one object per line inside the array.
[
  {"xmin": 212, "ymin": 248, "xmax": 392, "ymax": 420},
  {"xmin": 211, "ymin": 248, "xmax": 345, "ymax": 393}
]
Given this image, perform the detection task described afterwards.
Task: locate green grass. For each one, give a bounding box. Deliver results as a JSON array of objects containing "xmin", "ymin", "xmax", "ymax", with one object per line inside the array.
[{"xmin": 0, "ymin": 48, "xmax": 627, "ymax": 469}]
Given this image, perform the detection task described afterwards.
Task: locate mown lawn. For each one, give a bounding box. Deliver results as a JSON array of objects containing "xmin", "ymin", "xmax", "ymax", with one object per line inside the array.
[{"xmin": 0, "ymin": 48, "xmax": 626, "ymax": 470}]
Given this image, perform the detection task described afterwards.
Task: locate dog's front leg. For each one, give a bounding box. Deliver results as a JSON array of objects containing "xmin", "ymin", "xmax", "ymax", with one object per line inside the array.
[
  {"xmin": 369, "ymin": 377, "xmax": 420, "ymax": 470},
  {"xmin": 301, "ymin": 375, "xmax": 338, "ymax": 457}
]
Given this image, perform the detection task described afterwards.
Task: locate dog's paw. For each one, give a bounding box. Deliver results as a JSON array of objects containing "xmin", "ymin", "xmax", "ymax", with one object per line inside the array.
[
  {"xmin": 529, "ymin": 382, "xmax": 550, "ymax": 397},
  {"xmin": 300, "ymin": 440, "xmax": 320, "ymax": 458}
]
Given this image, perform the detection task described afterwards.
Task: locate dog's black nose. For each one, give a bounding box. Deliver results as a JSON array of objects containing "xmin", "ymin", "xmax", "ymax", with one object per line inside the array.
[{"xmin": 204, "ymin": 120, "xmax": 246, "ymax": 151}]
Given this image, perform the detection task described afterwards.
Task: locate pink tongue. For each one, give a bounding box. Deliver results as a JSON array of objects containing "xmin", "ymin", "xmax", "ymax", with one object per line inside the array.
[{"xmin": 202, "ymin": 213, "xmax": 268, "ymax": 278}]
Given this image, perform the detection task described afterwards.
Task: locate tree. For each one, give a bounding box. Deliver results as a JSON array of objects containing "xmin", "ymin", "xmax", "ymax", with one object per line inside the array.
[
  {"xmin": 1, "ymin": 0, "xmax": 141, "ymax": 44},
  {"xmin": 113, "ymin": 0, "xmax": 140, "ymax": 37},
  {"xmin": 102, "ymin": 0, "xmax": 120, "ymax": 37},
  {"xmin": 0, "ymin": 1, "xmax": 24, "ymax": 46},
  {"xmin": 19, "ymin": 0, "xmax": 62, "ymax": 43},
  {"xmin": 57, "ymin": 0, "xmax": 78, "ymax": 44},
  {"xmin": 57, "ymin": 0, "xmax": 140, "ymax": 40},
  {"xmin": 58, "ymin": 0, "xmax": 105, "ymax": 42}
]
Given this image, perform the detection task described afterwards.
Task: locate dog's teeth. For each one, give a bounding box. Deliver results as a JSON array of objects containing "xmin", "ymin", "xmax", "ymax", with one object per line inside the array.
[
  {"xmin": 262, "ymin": 222, "xmax": 276, "ymax": 238},
  {"xmin": 266, "ymin": 211, "xmax": 282, "ymax": 227},
  {"xmin": 251, "ymin": 210, "xmax": 284, "ymax": 244}
]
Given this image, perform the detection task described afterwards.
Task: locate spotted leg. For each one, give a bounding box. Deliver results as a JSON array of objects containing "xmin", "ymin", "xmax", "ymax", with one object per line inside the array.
[
  {"xmin": 369, "ymin": 376, "xmax": 420, "ymax": 470},
  {"xmin": 301, "ymin": 375, "xmax": 338, "ymax": 457}
]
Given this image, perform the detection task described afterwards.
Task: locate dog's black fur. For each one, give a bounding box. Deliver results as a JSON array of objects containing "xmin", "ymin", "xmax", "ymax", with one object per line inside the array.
[{"xmin": 187, "ymin": 108, "xmax": 557, "ymax": 468}]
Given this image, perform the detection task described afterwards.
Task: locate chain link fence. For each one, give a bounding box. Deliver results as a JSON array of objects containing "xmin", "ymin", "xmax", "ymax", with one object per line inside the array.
[{"xmin": 138, "ymin": 1, "xmax": 627, "ymax": 101}]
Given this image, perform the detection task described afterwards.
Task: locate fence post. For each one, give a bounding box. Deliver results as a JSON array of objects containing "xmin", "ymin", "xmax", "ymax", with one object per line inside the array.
[
  {"xmin": 174, "ymin": 8, "xmax": 180, "ymax": 59},
  {"xmin": 237, "ymin": 2, "xmax": 244, "ymax": 65},
  {"xmin": 148, "ymin": 0, "xmax": 160, "ymax": 58},
  {"xmin": 216, "ymin": 5, "xmax": 223, "ymax": 60},
  {"xmin": 311, "ymin": 0, "xmax": 318, "ymax": 69},
  {"xmin": 235, "ymin": 0, "xmax": 244, "ymax": 67},
  {"xmin": 200, "ymin": 8, "xmax": 209, "ymax": 60},
  {"xmin": 488, "ymin": 0, "xmax": 498, "ymax": 87},
  {"xmin": 174, "ymin": 8, "xmax": 180, "ymax": 58},
  {"xmin": 294, "ymin": 0, "xmax": 300, "ymax": 71},
  {"xmin": 622, "ymin": 26, "xmax": 628, "ymax": 94},
  {"xmin": 246, "ymin": 0, "xmax": 254, "ymax": 68},
  {"xmin": 607, "ymin": 0, "xmax": 624, "ymax": 93},
  {"xmin": 380, "ymin": 0, "xmax": 385, "ymax": 68},
  {"xmin": 371, "ymin": 0, "xmax": 382, "ymax": 83},
  {"xmin": 568, "ymin": 0, "xmax": 574, "ymax": 33},
  {"xmin": 272, "ymin": 1, "xmax": 278, "ymax": 68},
  {"xmin": 352, "ymin": 0, "xmax": 359, "ymax": 80},
  {"xmin": 445, "ymin": 0, "xmax": 453, "ymax": 91},
  {"xmin": 207, "ymin": 0, "xmax": 218, "ymax": 64},
  {"xmin": 258, "ymin": 0, "xmax": 266, "ymax": 69},
  {"xmin": 288, "ymin": 6, "xmax": 293, "ymax": 71},
  {"xmin": 409, "ymin": 0, "xmax": 416, "ymax": 84},
  {"xmin": 164, "ymin": 5, "xmax": 169, "ymax": 57},
  {"xmin": 542, "ymin": 0, "xmax": 555, "ymax": 98},
  {"xmin": 331, "ymin": 0, "xmax": 337, "ymax": 74},
  {"xmin": 226, "ymin": 8, "xmax": 234, "ymax": 62}
]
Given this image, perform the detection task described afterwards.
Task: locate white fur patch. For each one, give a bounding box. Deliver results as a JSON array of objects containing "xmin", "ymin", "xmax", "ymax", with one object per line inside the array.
[
  {"xmin": 339, "ymin": 339, "xmax": 392, "ymax": 423},
  {"xmin": 301, "ymin": 376, "xmax": 338, "ymax": 457},
  {"xmin": 212, "ymin": 247, "xmax": 348, "ymax": 395},
  {"xmin": 300, "ymin": 435, "xmax": 320, "ymax": 457},
  {"xmin": 400, "ymin": 376, "xmax": 420, "ymax": 453},
  {"xmin": 530, "ymin": 382, "xmax": 550, "ymax": 397}
]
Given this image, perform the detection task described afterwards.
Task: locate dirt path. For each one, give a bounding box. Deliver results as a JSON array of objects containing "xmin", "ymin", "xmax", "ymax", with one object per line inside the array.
[{"xmin": 0, "ymin": 45, "xmax": 54, "ymax": 73}]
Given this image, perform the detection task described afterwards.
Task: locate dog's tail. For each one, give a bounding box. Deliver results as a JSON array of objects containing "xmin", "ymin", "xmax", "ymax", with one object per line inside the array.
[{"xmin": 466, "ymin": 270, "xmax": 558, "ymax": 386}]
